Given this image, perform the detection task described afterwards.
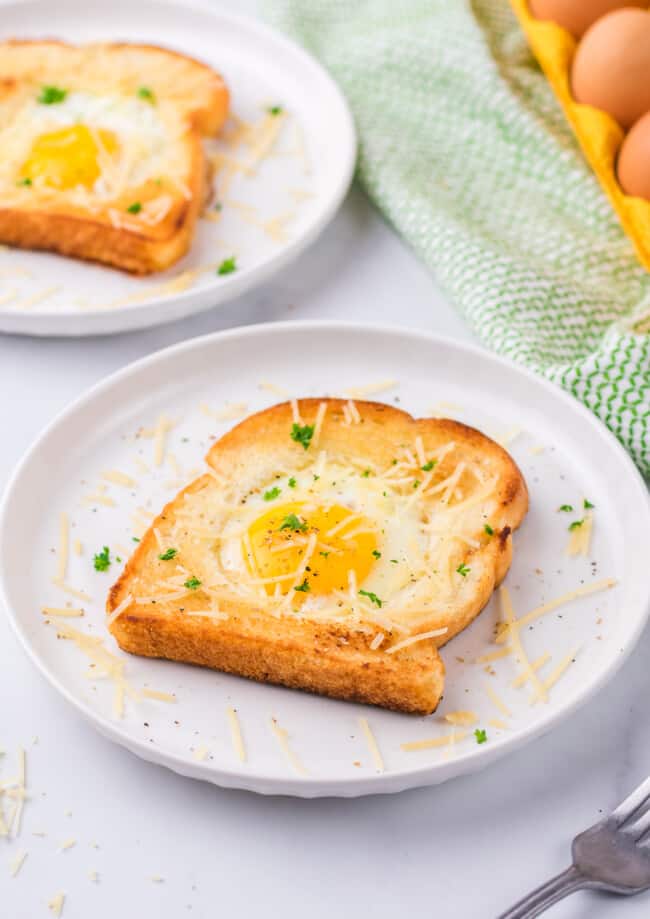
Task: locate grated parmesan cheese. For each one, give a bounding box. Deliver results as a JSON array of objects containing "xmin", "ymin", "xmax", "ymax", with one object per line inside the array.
[
  {"xmin": 530, "ymin": 649, "xmax": 578, "ymax": 705},
  {"xmin": 9, "ymin": 849, "xmax": 27, "ymax": 877},
  {"xmin": 343, "ymin": 380, "xmax": 397, "ymax": 398},
  {"xmin": 484, "ymin": 684, "xmax": 512, "ymax": 719},
  {"xmin": 347, "ymin": 400, "xmax": 361, "ymax": 424},
  {"xmin": 401, "ymin": 731, "xmax": 468, "ymax": 752},
  {"xmin": 358, "ymin": 717, "xmax": 384, "ymax": 772},
  {"xmin": 497, "ymin": 578, "xmax": 616, "ymax": 642},
  {"xmin": 511, "ymin": 652, "xmax": 551, "ymax": 689},
  {"xmin": 270, "ymin": 718, "xmax": 307, "ymax": 775},
  {"xmin": 56, "ymin": 512, "xmax": 69, "ymax": 582},
  {"xmin": 48, "ymin": 892, "xmax": 65, "ymax": 917},
  {"xmin": 105, "ymin": 593, "xmax": 133, "ymax": 628},
  {"xmin": 41, "ymin": 607, "xmax": 84, "ymax": 619},
  {"xmin": 258, "ymin": 381, "xmax": 288, "ymax": 397},
  {"xmin": 474, "ymin": 646, "xmax": 513, "ymax": 664},
  {"xmin": 102, "ymin": 469, "xmax": 136, "ymax": 488},
  {"xmin": 385, "ymin": 628, "xmax": 448, "ymax": 654},
  {"xmin": 226, "ymin": 707, "xmax": 246, "ymax": 763},
  {"xmin": 52, "ymin": 579, "xmax": 92, "ymax": 603},
  {"xmin": 17, "ymin": 286, "xmax": 60, "ymax": 310},
  {"xmin": 499, "ymin": 586, "xmax": 547, "ymax": 703},
  {"xmin": 444, "ymin": 711, "xmax": 478, "ymax": 727},
  {"xmin": 140, "ymin": 689, "xmax": 175, "ymax": 703},
  {"xmin": 566, "ymin": 512, "xmax": 593, "ymax": 557},
  {"xmin": 151, "ymin": 415, "xmax": 174, "ymax": 467},
  {"xmin": 495, "ymin": 426, "xmax": 522, "ymax": 448},
  {"xmin": 311, "ymin": 402, "xmax": 328, "ymax": 448},
  {"xmin": 208, "ymin": 402, "xmax": 248, "ymax": 421}
]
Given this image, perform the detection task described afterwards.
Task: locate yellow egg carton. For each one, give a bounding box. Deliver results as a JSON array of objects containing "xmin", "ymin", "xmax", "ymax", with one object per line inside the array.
[{"xmin": 510, "ymin": 0, "xmax": 650, "ymax": 270}]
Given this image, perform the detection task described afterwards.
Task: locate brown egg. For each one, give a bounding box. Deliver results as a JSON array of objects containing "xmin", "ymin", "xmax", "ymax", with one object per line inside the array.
[
  {"xmin": 617, "ymin": 112, "xmax": 650, "ymax": 200},
  {"xmin": 571, "ymin": 9, "xmax": 650, "ymax": 130},
  {"xmin": 529, "ymin": 0, "xmax": 646, "ymax": 39}
]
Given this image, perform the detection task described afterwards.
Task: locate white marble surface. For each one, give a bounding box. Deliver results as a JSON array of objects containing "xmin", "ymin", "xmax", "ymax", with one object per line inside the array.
[{"xmin": 1, "ymin": 22, "xmax": 650, "ymax": 919}]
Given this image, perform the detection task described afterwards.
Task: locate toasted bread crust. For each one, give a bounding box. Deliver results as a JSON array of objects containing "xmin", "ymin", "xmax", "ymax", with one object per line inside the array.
[
  {"xmin": 0, "ymin": 39, "xmax": 229, "ymax": 273},
  {"xmin": 107, "ymin": 399, "xmax": 528, "ymax": 713},
  {"xmin": 112, "ymin": 603, "xmax": 445, "ymax": 715},
  {"xmin": 0, "ymin": 39, "xmax": 229, "ymax": 135}
]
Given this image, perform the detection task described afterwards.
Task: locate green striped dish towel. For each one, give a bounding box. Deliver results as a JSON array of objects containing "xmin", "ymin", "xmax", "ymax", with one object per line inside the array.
[{"xmin": 266, "ymin": 0, "xmax": 650, "ymax": 476}]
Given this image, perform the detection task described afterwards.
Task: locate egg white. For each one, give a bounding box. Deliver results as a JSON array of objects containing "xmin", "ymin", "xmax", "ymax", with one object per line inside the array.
[
  {"xmin": 218, "ymin": 461, "xmax": 427, "ymax": 612},
  {"xmin": 3, "ymin": 90, "xmax": 184, "ymax": 194}
]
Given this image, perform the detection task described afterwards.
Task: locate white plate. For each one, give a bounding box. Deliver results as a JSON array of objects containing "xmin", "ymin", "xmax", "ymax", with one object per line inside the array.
[
  {"xmin": 0, "ymin": 0, "xmax": 355, "ymax": 337},
  {"xmin": 2, "ymin": 322, "xmax": 649, "ymax": 797}
]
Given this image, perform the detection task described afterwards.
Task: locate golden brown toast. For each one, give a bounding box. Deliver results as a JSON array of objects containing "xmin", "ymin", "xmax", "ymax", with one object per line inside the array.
[
  {"xmin": 107, "ymin": 399, "xmax": 528, "ymax": 714},
  {"xmin": 0, "ymin": 40, "xmax": 229, "ymax": 273}
]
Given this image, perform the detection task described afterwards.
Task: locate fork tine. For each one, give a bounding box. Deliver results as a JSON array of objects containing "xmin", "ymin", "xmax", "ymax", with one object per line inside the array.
[
  {"xmin": 612, "ymin": 776, "xmax": 650, "ymax": 824},
  {"xmin": 621, "ymin": 805, "xmax": 650, "ymax": 840}
]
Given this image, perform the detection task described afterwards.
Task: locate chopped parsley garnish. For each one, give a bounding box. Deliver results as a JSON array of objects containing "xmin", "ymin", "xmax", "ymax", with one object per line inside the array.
[
  {"xmin": 290, "ymin": 422, "xmax": 314, "ymax": 450},
  {"xmin": 372, "ymin": 549, "xmax": 381, "ymax": 559},
  {"xmin": 558, "ymin": 504, "xmax": 573, "ymax": 513},
  {"xmin": 126, "ymin": 201, "xmax": 142, "ymax": 214},
  {"xmin": 474, "ymin": 728, "xmax": 487, "ymax": 745},
  {"xmin": 279, "ymin": 513, "xmax": 308, "ymax": 532},
  {"xmin": 268, "ymin": 105, "xmax": 283, "ymax": 116},
  {"xmin": 158, "ymin": 548, "xmax": 178, "ymax": 561},
  {"xmin": 484, "ymin": 524, "xmax": 494, "ymax": 536},
  {"xmin": 37, "ymin": 85, "xmax": 67, "ymax": 105},
  {"xmin": 413, "ymin": 479, "xmax": 421, "ymax": 489},
  {"xmin": 359, "ymin": 589, "xmax": 383, "ymax": 608},
  {"xmin": 361, "ymin": 469, "xmax": 371, "ymax": 478},
  {"xmin": 264, "ymin": 486, "xmax": 281, "ymax": 501},
  {"xmin": 214, "ymin": 202, "xmax": 223, "ymax": 212},
  {"xmin": 217, "ymin": 256, "xmax": 237, "ymax": 275},
  {"xmin": 294, "ymin": 578, "xmax": 310, "ymax": 593},
  {"xmin": 568, "ymin": 519, "xmax": 584, "ymax": 531},
  {"xmin": 17, "ymin": 177, "xmax": 32, "ymax": 187},
  {"xmin": 132, "ymin": 537, "xmax": 140, "ymax": 543},
  {"xmin": 583, "ymin": 498, "xmax": 595, "ymax": 509},
  {"xmin": 288, "ymin": 477, "xmax": 297, "ymax": 488},
  {"xmin": 456, "ymin": 563, "xmax": 470, "ymax": 577},
  {"xmin": 137, "ymin": 86, "xmax": 156, "ymax": 103},
  {"xmin": 93, "ymin": 546, "xmax": 111, "ymax": 572},
  {"xmin": 184, "ymin": 576, "xmax": 202, "ymax": 590},
  {"xmin": 319, "ymin": 551, "xmax": 330, "ymax": 558},
  {"xmin": 390, "ymin": 559, "xmax": 399, "ymax": 564},
  {"xmin": 421, "ymin": 460, "xmax": 436, "ymax": 472}
]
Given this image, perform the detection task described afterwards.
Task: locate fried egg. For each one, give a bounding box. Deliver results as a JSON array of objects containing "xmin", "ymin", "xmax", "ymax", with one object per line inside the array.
[
  {"xmin": 153, "ymin": 399, "xmax": 527, "ymax": 642},
  {"xmin": 217, "ymin": 459, "xmax": 431, "ymax": 624},
  {"xmin": 7, "ymin": 89, "xmax": 184, "ymax": 200}
]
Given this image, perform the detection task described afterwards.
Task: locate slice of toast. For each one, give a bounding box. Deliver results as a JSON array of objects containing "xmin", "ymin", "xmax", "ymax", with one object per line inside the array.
[
  {"xmin": 0, "ymin": 40, "xmax": 229, "ymax": 273},
  {"xmin": 107, "ymin": 400, "xmax": 528, "ymax": 714}
]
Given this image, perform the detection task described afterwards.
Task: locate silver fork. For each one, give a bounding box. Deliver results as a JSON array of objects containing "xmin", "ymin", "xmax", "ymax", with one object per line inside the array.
[{"xmin": 499, "ymin": 776, "xmax": 650, "ymax": 917}]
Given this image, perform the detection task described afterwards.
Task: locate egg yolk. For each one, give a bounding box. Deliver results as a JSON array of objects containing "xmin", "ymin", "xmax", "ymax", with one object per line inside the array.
[
  {"xmin": 245, "ymin": 502, "xmax": 378, "ymax": 598},
  {"xmin": 20, "ymin": 124, "xmax": 118, "ymax": 190}
]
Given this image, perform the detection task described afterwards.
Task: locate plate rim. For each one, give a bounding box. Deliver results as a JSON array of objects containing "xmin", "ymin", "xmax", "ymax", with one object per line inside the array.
[
  {"xmin": 2, "ymin": 319, "xmax": 649, "ymax": 796},
  {"xmin": 0, "ymin": 0, "xmax": 357, "ymax": 335}
]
